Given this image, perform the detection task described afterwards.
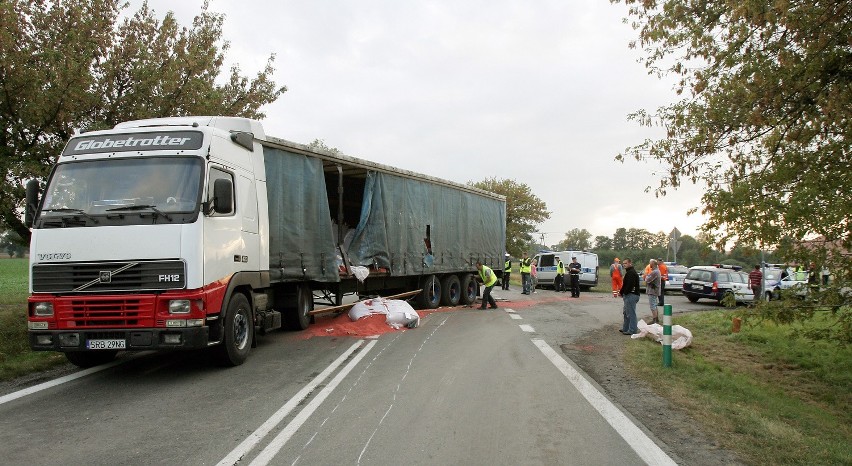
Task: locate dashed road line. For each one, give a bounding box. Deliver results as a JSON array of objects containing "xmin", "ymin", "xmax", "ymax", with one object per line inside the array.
[
  {"xmin": 519, "ymin": 324, "xmax": 535, "ymax": 332},
  {"xmin": 509, "ymin": 314, "xmax": 522, "ymax": 320}
]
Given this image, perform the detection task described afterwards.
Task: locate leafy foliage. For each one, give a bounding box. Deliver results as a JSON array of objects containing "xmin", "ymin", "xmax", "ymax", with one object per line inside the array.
[
  {"xmin": 612, "ymin": 0, "xmax": 850, "ymax": 257},
  {"xmin": 0, "ymin": 0, "xmax": 287, "ymax": 244},
  {"xmin": 613, "ymin": 0, "xmax": 851, "ymax": 334},
  {"xmin": 468, "ymin": 178, "xmax": 550, "ymax": 257},
  {"xmin": 554, "ymin": 228, "xmax": 592, "ymax": 251}
]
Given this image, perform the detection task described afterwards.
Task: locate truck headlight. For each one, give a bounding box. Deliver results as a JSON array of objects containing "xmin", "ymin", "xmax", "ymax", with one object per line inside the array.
[
  {"xmin": 168, "ymin": 299, "xmax": 191, "ymax": 314},
  {"xmin": 33, "ymin": 302, "xmax": 54, "ymax": 317}
]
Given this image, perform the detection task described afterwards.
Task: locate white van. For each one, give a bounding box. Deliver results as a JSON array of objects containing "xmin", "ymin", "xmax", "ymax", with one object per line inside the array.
[{"xmin": 533, "ymin": 250, "xmax": 599, "ymax": 290}]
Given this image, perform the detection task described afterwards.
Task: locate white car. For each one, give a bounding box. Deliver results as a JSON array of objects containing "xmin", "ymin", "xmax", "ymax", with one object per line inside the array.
[
  {"xmin": 774, "ymin": 273, "xmax": 810, "ymax": 298},
  {"xmin": 664, "ymin": 265, "xmax": 689, "ymax": 293}
]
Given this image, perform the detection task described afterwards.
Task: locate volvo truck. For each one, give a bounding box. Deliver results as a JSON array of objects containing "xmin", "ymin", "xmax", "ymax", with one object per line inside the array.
[{"xmin": 25, "ymin": 116, "xmax": 506, "ymax": 367}]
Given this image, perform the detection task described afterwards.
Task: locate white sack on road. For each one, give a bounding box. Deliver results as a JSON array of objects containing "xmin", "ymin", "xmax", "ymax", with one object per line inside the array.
[
  {"xmin": 348, "ymin": 297, "xmax": 420, "ymax": 329},
  {"xmin": 631, "ymin": 320, "xmax": 693, "ymax": 350}
]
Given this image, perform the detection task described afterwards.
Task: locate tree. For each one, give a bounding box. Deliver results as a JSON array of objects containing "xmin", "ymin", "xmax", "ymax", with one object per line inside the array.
[
  {"xmin": 468, "ymin": 178, "xmax": 550, "ymax": 257},
  {"xmin": 594, "ymin": 235, "xmax": 613, "ymax": 250},
  {"xmin": 308, "ymin": 139, "xmax": 341, "ymax": 155},
  {"xmin": 0, "ymin": 0, "xmax": 286, "ymax": 244},
  {"xmin": 612, "ymin": 0, "xmax": 851, "ymax": 269},
  {"xmin": 555, "ymin": 228, "xmax": 592, "ymax": 251}
]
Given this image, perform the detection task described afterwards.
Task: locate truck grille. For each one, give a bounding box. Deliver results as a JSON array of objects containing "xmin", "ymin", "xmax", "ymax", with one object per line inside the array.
[
  {"xmin": 56, "ymin": 296, "xmax": 156, "ymax": 328},
  {"xmin": 32, "ymin": 260, "xmax": 186, "ymax": 293}
]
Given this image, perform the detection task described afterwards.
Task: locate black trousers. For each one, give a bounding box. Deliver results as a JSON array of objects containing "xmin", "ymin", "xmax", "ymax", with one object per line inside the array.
[
  {"xmin": 502, "ymin": 272, "xmax": 510, "ymax": 290},
  {"xmin": 659, "ymin": 280, "xmax": 666, "ymax": 306},
  {"xmin": 480, "ymin": 284, "xmax": 497, "ymax": 308},
  {"xmin": 570, "ymin": 274, "xmax": 580, "ymax": 296},
  {"xmin": 555, "ymin": 274, "xmax": 565, "ymax": 291}
]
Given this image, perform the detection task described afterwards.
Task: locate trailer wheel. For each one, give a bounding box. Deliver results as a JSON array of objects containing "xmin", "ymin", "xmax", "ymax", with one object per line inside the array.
[
  {"xmin": 416, "ymin": 275, "xmax": 441, "ymax": 309},
  {"xmin": 214, "ymin": 293, "xmax": 253, "ymax": 366},
  {"xmin": 65, "ymin": 350, "xmax": 117, "ymax": 368},
  {"xmin": 459, "ymin": 273, "xmax": 477, "ymax": 305},
  {"xmin": 286, "ymin": 284, "xmax": 314, "ymax": 330},
  {"xmin": 440, "ymin": 275, "xmax": 462, "ymax": 306}
]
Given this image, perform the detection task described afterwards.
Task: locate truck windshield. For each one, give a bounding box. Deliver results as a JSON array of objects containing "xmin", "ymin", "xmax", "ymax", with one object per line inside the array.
[{"xmin": 37, "ymin": 156, "xmax": 203, "ymax": 227}]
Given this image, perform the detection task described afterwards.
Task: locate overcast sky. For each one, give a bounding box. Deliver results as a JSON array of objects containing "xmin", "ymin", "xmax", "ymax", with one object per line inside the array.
[{"xmin": 134, "ymin": 0, "xmax": 706, "ymax": 245}]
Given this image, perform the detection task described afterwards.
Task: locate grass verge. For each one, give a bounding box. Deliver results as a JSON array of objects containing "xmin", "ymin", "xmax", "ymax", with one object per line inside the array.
[
  {"xmin": 624, "ymin": 309, "xmax": 852, "ymax": 465},
  {"xmin": 0, "ymin": 258, "xmax": 68, "ymax": 381}
]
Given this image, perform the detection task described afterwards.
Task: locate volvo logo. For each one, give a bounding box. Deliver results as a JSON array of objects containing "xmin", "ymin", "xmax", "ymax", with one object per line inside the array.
[{"xmin": 99, "ymin": 271, "xmax": 112, "ymax": 283}]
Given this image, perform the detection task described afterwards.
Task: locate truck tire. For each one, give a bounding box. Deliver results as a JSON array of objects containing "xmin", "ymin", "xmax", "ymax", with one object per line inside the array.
[
  {"xmin": 65, "ymin": 350, "xmax": 117, "ymax": 368},
  {"xmin": 440, "ymin": 275, "xmax": 462, "ymax": 306},
  {"xmin": 686, "ymin": 295, "xmax": 699, "ymax": 303},
  {"xmin": 416, "ymin": 275, "xmax": 441, "ymax": 309},
  {"xmin": 459, "ymin": 273, "xmax": 477, "ymax": 305},
  {"xmin": 286, "ymin": 284, "xmax": 314, "ymax": 330},
  {"xmin": 214, "ymin": 293, "xmax": 253, "ymax": 366}
]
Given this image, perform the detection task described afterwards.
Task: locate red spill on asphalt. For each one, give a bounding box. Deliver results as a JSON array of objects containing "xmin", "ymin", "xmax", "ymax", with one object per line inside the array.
[{"xmin": 295, "ymin": 295, "xmax": 576, "ymax": 339}]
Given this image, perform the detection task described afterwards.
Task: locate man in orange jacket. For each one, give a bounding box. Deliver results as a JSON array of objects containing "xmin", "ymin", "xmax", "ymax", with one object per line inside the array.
[{"xmin": 657, "ymin": 258, "xmax": 668, "ymax": 306}]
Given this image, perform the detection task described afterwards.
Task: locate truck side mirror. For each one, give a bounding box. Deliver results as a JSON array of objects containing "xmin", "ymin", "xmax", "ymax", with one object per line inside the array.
[
  {"xmin": 212, "ymin": 178, "xmax": 233, "ymax": 214},
  {"xmin": 25, "ymin": 179, "xmax": 40, "ymax": 227}
]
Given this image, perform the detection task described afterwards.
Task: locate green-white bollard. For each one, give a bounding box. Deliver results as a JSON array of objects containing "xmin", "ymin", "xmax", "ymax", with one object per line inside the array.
[{"xmin": 663, "ymin": 304, "xmax": 672, "ymax": 367}]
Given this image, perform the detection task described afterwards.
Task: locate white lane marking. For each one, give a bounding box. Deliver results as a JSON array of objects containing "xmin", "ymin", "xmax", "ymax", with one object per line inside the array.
[
  {"xmin": 250, "ymin": 340, "xmax": 378, "ymax": 466},
  {"xmin": 519, "ymin": 324, "xmax": 535, "ymax": 332},
  {"xmin": 217, "ymin": 341, "xmax": 363, "ymax": 466},
  {"xmin": 290, "ymin": 332, "xmax": 406, "ymax": 466},
  {"xmin": 0, "ymin": 354, "xmax": 143, "ymax": 406},
  {"xmin": 532, "ymin": 339, "xmax": 677, "ymax": 466},
  {"xmin": 357, "ymin": 316, "xmax": 449, "ymax": 464},
  {"xmin": 504, "ymin": 308, "xmax": 516, "ymax": 313},
  {"xmin": 509, "ymin": 314, "xmax": 522, "ymax": 320}
]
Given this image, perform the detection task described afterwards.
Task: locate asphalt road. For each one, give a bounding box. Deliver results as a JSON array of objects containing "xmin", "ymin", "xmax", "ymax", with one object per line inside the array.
[{"xmin": 1, "ymin": 287, "xmax": 714, "ymax": 465}]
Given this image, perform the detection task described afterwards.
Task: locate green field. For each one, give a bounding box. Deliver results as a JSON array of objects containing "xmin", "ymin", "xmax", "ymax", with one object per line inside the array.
[
  {"xmin": 0, "ymin": 258, "xmax": 67, "ymax": 380},
  {"xmin": 625, "ymin": 310, "xmax": 852, "ymax": 465}
]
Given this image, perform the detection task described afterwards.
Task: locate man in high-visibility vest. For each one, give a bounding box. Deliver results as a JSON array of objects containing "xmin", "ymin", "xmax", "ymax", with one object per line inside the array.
[
  {"xmin": 476, "ymin": 261, "xmax": 499, "ymax": 309},
  {"xmin": 554, "ymin": 257, "xmax": 565, "ymax": 292},
  {"xmin": 502, "ymin": 254, "xmax": 511, "ymax": 290},
  {"xmin": 520, "ymin": 252, "xmax": 532, "ymax": 294}
]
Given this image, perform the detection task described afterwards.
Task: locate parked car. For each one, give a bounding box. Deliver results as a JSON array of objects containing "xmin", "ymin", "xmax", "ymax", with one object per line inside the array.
[
  {"xmin": 760, "ymin": 267, "xmax": 783, "ymax": 300},
  {"xmin": 772, "ymin": 273, "xmax": 810, "ymax": 298},
  {"xmin": 664, "ymin": 264, "xmax": 689, "ymax": 293},
  {"xmin": 682, "ymin": 265, "xmax": 755, "ymax": 304}
]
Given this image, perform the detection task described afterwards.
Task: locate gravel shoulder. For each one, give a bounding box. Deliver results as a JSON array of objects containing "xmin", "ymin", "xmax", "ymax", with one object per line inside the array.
[{"xmin": 561, "ymin": 323, "xmax": 744, "ymax": 466}]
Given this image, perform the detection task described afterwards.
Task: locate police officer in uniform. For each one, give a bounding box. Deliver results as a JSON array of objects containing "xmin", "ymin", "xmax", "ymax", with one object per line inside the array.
[
  {"xmin": 502, "ymin": 254, "xmax": 511, "ymax": 290},
  {"xmin": 555, "ymin": 256, "xmax": 565, "ymax": 292},
  {"xmin": 520, "ymin": 252, "xmax": 532, "ymax": 294},
  {"xmin": 569, "ymin": 256, "xmax": 582, "ymax": 297}
]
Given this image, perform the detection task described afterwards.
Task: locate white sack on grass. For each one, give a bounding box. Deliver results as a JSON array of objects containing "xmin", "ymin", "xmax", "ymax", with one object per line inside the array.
[
  {"xmin": 631, "ymin": 320, "xmax": 693, "ymax": 350},
  {"xmin": 348, "ymin": 297, "xmax": 420, "ymax": 329}
]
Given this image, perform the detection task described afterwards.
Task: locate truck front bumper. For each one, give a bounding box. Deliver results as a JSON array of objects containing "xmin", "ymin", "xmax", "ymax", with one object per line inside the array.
[{"xmin": 29, "ymin": 327, "xmax": 210, "ymax": 352}]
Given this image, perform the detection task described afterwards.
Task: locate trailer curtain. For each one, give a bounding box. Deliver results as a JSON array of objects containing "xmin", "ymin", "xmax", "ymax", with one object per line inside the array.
[
  {"xmin": 264, "ymin": 147, "xmax": 339, "ymax": 282},
  {"xmin": 348, "ymin": 171, "xmax": 506, "ymax": 275}
]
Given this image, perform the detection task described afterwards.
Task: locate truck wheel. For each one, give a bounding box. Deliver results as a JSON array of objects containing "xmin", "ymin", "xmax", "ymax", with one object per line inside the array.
[
  {"xmin": 416, "ymin": 275, "xmax": 441, "ymax": 309},
  {"xmin": 65, "ymin": 351, "xmax": 117, "ymax": 368},
  {"xmin": 214, "ymin": 293, "xmax": 253, "ymax": 366},
  {"xmin": 459, "ymin": 273, "xmax": 477, "ymax": 305},
  {"xmin": 686, "ymin": 295, "xmax": 699, "ymax": 303},
  {"xmin": 440, "ymin": 275, "xmax": 461, "ymax": 306},
  {"xmin": 286, "ymin": 284, "xmax": 314, "ymax": 330}
]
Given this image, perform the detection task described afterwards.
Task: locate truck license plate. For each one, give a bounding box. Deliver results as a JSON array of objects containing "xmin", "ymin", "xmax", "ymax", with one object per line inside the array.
[{"xmin": 86, "ymin": 339, "xmax": 126, "ymax": 350}]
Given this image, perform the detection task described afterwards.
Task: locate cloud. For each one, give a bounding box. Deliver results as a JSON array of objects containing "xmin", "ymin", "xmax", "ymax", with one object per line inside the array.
[{"xmin": 132, "ymin": 0, "xmax": 706, "ymax": 240}]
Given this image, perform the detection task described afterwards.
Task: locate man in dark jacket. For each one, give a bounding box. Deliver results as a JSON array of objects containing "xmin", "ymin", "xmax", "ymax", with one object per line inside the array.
[{"xmin": 619, "ymin": 258, "xmax": 641, "ymax": 335}]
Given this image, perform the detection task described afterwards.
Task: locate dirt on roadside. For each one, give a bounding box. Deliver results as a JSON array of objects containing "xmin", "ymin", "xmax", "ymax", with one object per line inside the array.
[{"xmin": 561, "ymin": 324, "xmax": 745, "ymax": 466}]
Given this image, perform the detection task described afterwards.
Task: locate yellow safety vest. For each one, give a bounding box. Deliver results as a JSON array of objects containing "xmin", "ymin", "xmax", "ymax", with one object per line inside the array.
[
  {"xmin": 557, "ymin": 261, "xmax": 564, "ymax": 275},
  {"xmin": 479, "ymin": 265, "xmax": 498, "ymax": 287},
  {"xmin": 520, "ymin": 257, "xmax": 532, "ymax": 273},
  {"xmin": 505, "ymin": 259, "xmax": 511, "ymax": 271}
]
